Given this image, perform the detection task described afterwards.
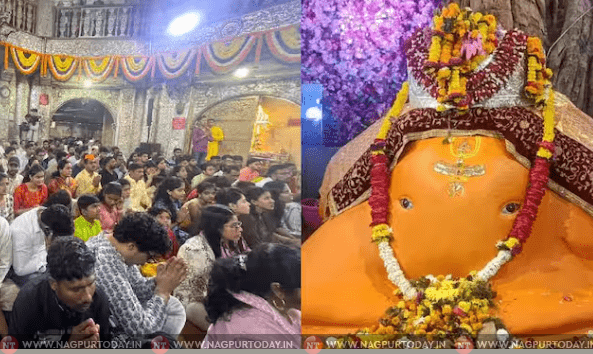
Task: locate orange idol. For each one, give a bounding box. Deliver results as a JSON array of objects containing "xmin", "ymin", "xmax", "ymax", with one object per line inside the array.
[{"xmin": 302, "ymin": 4, "xmax": 593, "ymax": 346}]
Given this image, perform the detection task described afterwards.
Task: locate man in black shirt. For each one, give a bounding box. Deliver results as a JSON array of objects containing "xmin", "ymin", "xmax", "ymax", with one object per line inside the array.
[
  {"xmin": 8, "ymin": 237, "xmax": 112, "ymax": 348},
  {"xmin": 100, "ymin": 156, "xmax": 119, "ymax": 187}
]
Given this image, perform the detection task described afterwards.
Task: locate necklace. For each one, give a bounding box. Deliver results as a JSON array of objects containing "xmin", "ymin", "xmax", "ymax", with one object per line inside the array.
[{"xmin": 359, "ymin": 75, "xmax": 555, "ymax": 345}]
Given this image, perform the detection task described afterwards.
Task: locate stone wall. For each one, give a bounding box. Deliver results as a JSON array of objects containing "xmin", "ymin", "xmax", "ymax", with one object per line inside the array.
[{"xmin": 0, "ymin": 0, "xmax": 301, "ymax": 158}]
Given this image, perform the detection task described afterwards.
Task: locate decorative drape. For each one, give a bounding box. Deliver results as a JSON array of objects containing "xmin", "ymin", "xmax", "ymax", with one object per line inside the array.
[{"xmin": 2, "ymin": 24, "xmax": 300, "ymax": 82}]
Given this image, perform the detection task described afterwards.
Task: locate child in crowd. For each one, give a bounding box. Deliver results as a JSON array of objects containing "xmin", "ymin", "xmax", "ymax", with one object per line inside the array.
[
  {"xmin": 181, "ymin": 181, "xmax": 216, "ymax": 236},
  {"xmin": 97, "ymin": 182, "xmax": 122, "ymax": 234},
  {"xmin": 191, "ymin": 162, "xmax": 216, "ymax": 189},
  {"xmin": 117, "ymin": 178, "xmax": 132, "ymax": 214},
  {"xmin": 140, "ymin": 206, "xmax": 179, "ymax": 277},
  {"xmin": 74, "ymin": 194, "xmax": 102, "ymax": 242}
]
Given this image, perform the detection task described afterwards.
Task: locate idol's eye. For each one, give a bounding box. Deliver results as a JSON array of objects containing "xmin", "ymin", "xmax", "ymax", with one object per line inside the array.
[
  {"xmin": 400, "ymin": 198, "xmax": 414, "ymax": 210},
  {"xmin": 502, "ymin": 202, "xmax": 521, "ymax": 215}
]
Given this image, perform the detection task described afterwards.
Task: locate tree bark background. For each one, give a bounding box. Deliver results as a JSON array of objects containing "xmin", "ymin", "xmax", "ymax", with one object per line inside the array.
[{"xmin": 458, "ymin": 0, "xmax": 593, "ymax": 117}]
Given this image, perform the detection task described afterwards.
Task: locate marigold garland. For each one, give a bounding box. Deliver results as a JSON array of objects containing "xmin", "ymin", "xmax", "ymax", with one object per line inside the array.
[
  {"xmin": 82, "ymin": 56, "xmax": 117, "ymax": 82},
  {"xmin": 423, "ymin": 3, "xmax": 500, "ymax": 112},
  {"xmin": 0, "ymin": 25, "xmax": 300, "ymax": 82},
  {"xmin": 48, "ymin": 55, "xmax": 79, "ymax": 81},
  {"xmin": 86, "ymin": 56, "xmax": 113, "ymax": 74},
  {"xmin": 10, "ymin": 47, "xmax": 41, "ymax": 75}
]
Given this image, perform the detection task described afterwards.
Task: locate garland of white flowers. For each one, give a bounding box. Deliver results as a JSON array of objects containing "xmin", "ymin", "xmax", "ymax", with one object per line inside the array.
[{"xmin": 378, "ymin": 240, "xmax": 513, "ymax": 299}]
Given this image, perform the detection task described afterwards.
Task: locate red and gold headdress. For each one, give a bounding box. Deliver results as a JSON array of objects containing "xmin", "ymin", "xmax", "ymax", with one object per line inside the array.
[{"xmin": 322, "ymin": 3, "xmax": 593, "ymax": 224}]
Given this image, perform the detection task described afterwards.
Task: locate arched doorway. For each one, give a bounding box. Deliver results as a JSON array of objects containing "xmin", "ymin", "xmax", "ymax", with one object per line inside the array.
[
  {"xmin": 50, "ymin": 99, "xmax": 115, "ymax": 145},
  {"xmin": 186, "ymin": 95, "xmax": 301, "ymax": 166}
]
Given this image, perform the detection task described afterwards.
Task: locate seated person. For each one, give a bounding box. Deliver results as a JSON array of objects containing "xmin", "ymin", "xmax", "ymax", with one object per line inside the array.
[
  {"xmin": 180, "ymin": 182, "xmax": 216, "ymax": 236},
  {"xmin": 97, "ymin": 182, "xmax": 123, "ymax": 234},
  {"xmin": 74, "ymin": 195, "xmax": 102, "ymax": 242},
  {"xmin": 140, "ymin": 207, "xmax": 181, "ymax": 277},
  {"xmin": 9, "ymin": 237, "xmax": 112, "ymax": 347},
  {"xmin": 255, "ymin": 164, "xmax": 293, "ymax": 189},
  {"xmin": 202, "ymin": 243, "xmax": 301, "ymax": 349},
  {"xmin": 263, "ymin": 181, "xmax": 301, "ymax": 237},
  {"xmin": 190, "ymin": 162, "xmax": 216, "ymax": 190},
  {"xmin": 240, "ymin": 187, "xmax": 300, "ymax": 249},
  {"xmin": 0, "ymin": 216, "xmax": 17, "ymax": 337},
  {"xmin": 75, "ymin": 155, "xmax": 101, "ymax": 196},
  {"xmin": 86, "ymin": 212, "xmax": 188, "ymax": 338},
  {"xmin": 174, "ymin": 205, "xmax": 250, "ymax": 332},
  {"xmin": 13, "ymin": 164, "xmax": 48, "ymax": 217},
  {"xmin": 124, "ymin": 163, "xmax": 151, "ymax": 211},
  {"xmin": 10, "ymin": 204, "xmax": 74, "ymax": 287}
]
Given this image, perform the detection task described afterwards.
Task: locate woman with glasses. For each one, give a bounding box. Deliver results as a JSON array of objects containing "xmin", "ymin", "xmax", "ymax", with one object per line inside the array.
[{"xmin": 173, "ymin": 205, "xmax": 250, "ymax": 332}]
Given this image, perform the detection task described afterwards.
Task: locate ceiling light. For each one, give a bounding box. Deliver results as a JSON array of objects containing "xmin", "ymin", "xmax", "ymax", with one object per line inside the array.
[
  {"xmin": 167, "ymin": 12, "xmax": 201, "ymax": 36},
  {"xmin": 233, "ymin": 68, "xmax": 250, "ymax": 78},
  {"xmin": 84, "ymin": 80, "xmax": 92, "ymax": 88}
]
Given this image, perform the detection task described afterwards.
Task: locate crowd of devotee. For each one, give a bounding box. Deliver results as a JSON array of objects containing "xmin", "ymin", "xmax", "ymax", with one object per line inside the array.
[{"xmin": 0, "ymin": 135, "xmax": 301, "ymax": 348}]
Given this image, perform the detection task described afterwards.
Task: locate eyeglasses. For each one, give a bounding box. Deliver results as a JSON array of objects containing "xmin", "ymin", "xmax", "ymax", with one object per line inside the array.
[{"xmin": 227, "ymin": 221, "xmax": 242, "ymax": 229}]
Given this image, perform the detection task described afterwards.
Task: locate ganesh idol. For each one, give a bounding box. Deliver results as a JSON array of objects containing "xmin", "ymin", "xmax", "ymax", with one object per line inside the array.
[{"xmin": 302, "ymin": 3, "xmax": 593, "ymax": 347}]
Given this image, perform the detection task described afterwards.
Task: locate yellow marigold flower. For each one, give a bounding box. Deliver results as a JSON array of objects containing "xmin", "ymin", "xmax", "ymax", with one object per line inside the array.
[
  {"xmin": 437, "ymin": 67, "xmax": 451, "ymax": 79},
  {"xmin": 478, "ymin": 23, "xmax": 489, "ymax": 37},
  {"xmin": 471, "ymin": 299, "xmax": 486, "ymax": 308},
  {"xmin": 397, "ymin": 301, "xmax": 406, "ymax": 309},
  {"xmin": 428, "ymin": 37, "xmax": 442, "ymax": 62},
  {"xmin": 458, "ymin": 301, "xmax": 471, "ymax": 313},
  {"xmin": 471, "ymin": 13, "xmax": 483, "ymax": 23},
  {"xmin": 448, "ymin": 2, "xmax": 460, "ymax": 15},
  {"xmin": 504, "ymin": 237, "xmax": 520, "ymax": 249},
  {"xmin": 371, "ymin": 224, "xmax": 392, "ymax": 242},
  {"xmin": 391, "ymin": 317, "xmax": 401, "ymax": 326},
  {"xmin": 460, "ymin": 323, "xmax": 473, "ymax": 333},
  {"xmin": 526, "ymin": 86, "xmax": 539, "ymax": 95},
  {"xmin": 442, "ymin": 305, "xmax": 453, "ymax": 315},
  {"xmin": 484, "ymin": 42, "xmax": 495, "ymax": 53},
  {"xmin": 440, "ymin": 280, "xmax": 454, "ymax": 290},
  {"xmin": 477, "ymin": 313, "xmax": 490, "ymax": 321},
  {"xmin": 433, "ymin": 16, "xmax": 444, "ymax": 29},
  {"xmin": 140, "ymin": 262, "xmax": 158, "ymax": 277},
  {"xmin": 483, "ymin": 14, "xmax": 496, "ymax": 30},
  {"xmin": 527, "ymin": 37, "xmax": 542, "ymax": 51}
]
